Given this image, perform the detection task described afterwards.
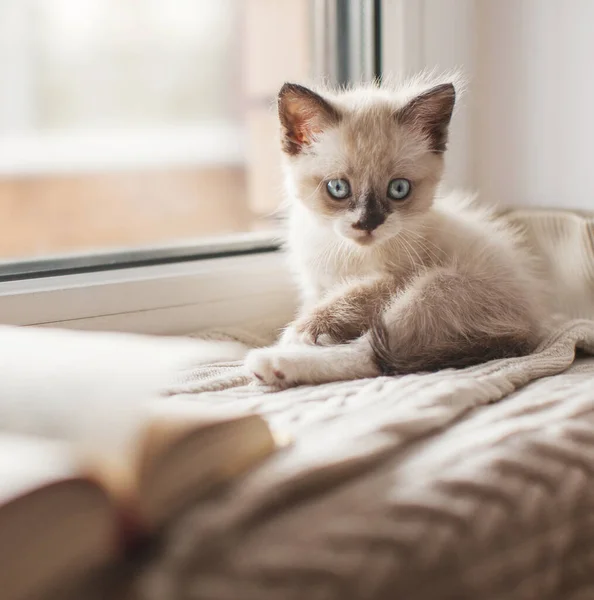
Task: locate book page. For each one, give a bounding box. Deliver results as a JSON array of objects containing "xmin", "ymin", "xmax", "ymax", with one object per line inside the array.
[
  {"xmin": 139, "ymin": 399, "xmax": 262, "ymax": 472},
  {"xmin": 0, "ymin": 434, "xmax": 82, "ymax": 503},
  {"xmin": 0, "ymin": 326, "xmax": 212, "ymax": 491},
  {"xmin": 137, "ymin": 401, "xmax": 278, "ymax": 526}
]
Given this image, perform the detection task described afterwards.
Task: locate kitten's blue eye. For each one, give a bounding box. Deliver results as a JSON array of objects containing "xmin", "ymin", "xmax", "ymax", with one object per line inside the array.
[
  {"xmin": 326, "ymin": 178, "xmax": 351, "ymax": 200},
  {"xmin": 387, "ymin": 178, "xmax": 411, "ymax": 200}
]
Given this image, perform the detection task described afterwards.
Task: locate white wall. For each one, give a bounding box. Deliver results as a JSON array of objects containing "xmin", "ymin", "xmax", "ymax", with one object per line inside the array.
[
  {"xmin": 384, "ymin": 0, "xmax": 594, "ymax": 211},
  {"xmin": 421, "ymin": 0, "xmax": 477, "ymax": 192},
  {"xmin": 382, "ymin": 0, "xmax": 477, "ymax": 192},
  {"xmin": 474, "ymin": 0, "xmax": 594, "ymax": 210}
]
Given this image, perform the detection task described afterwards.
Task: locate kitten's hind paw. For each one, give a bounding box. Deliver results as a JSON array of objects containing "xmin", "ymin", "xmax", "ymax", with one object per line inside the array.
[{"xmin": 245, "ymin": 347, "xmax": 314, "ymax": 388}]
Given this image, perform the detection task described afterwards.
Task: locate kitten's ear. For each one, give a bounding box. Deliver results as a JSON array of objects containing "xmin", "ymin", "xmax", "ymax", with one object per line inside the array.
[
  {"xmin": 278, "ymin": 83, "xmax": 340, "ymax": 155},
  {"xmin": 396, "ymin": 83, "xmax": 456, "ymax": 153}
]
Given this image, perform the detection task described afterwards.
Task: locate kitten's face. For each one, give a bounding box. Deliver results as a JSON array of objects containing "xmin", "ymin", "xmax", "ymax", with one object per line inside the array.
[{"xmin": 278, "ymin": 82, "xmax": 455, "ymax": 246}]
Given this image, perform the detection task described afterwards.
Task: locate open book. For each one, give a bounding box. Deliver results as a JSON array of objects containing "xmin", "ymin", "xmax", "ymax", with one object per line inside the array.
[
  {"xmin": 0, "ymin": 326, "xmax": 281, "ymax": 600},
  {"xmin": 0, "ymin": 409, "xmax": 277, "ymax": 600}
]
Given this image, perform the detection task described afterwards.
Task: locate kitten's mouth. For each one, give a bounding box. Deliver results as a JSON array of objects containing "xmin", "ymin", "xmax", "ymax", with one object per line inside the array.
[{"xmin": 351, "ymin": 231, "xmax": 375, "ymax": 246}]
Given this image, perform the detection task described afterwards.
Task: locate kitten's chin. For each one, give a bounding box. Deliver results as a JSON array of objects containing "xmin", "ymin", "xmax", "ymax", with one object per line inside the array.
[
  {"xmin": 339, "ymin": 228, "xmax": 397, "ymax": 248},
  {"xmin": 337, "ymin": 232, "xmax": 385, "ymax": 250},
  {"xmin": 349, "ymin": 233, "xmax": 376, "ymax": 247},
  {"xmin": 333, "ymin": 221, "xmax": 399, "ymax": 248}
]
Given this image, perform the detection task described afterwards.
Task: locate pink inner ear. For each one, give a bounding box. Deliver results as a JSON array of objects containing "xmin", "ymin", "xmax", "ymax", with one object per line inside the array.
[
  {"xmin": 278, "ymin": 83, "xmax": 340, "ymax": 154},
  {"xmin": 286, "ymin": 103, "xmax": 323, "ymax": 145}
]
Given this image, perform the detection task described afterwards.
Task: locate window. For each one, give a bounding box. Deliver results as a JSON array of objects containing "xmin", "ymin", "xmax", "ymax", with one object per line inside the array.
[
  {"xmin": 0, "ymin": 1, "xmax": 385, "ymax": 332},
  {"xmin": 0, "ymin": 0, "xmax": 312, "ymax": 270}
]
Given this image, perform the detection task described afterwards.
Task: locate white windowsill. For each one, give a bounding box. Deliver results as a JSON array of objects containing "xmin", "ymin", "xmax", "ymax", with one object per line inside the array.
[{"xmin": 0, "ymin": 248, "xmax": 296, "ymax": 335}]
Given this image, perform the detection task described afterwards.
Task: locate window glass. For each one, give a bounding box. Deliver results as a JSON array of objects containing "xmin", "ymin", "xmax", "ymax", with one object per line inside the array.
[{"xmin": 0, "ymin": 0, "xmax": 310, "ymax": 261}]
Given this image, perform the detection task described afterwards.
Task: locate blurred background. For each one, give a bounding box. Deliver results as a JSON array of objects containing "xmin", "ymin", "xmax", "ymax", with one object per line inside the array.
[
  {"xmin": 0, "ymin": 0, "xmax": 309, "ymax": 260},
  {"xmin": 2, "ymin": 0, "xmax": 594, "ymax": 264}
]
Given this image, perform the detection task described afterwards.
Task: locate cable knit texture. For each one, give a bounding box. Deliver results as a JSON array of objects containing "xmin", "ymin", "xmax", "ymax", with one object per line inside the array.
[{"xmin": 137, "ymin": 209, "xmax": 594, "ymax": 600}]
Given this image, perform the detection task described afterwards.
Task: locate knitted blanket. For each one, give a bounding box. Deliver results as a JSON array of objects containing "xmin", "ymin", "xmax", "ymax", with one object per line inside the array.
[{"xmin": 130, "ymin": 208, "xmax": 594, "ymax": 600}]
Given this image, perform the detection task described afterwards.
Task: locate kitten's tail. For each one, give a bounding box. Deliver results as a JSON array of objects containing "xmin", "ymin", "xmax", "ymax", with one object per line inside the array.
[
  {"xmin": 368, "ymin": 310, "xmax": 537, "ymax": 375},
  {"xmin": 368, "ymin": 313, "xmax": 396, "ymax": 376}
]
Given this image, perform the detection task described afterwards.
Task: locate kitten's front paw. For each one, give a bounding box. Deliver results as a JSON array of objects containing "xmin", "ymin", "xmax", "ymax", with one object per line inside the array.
[
  {"xmin": 292, "ymin": 314, "xmax": 350, "ymax": 346},
  {"xmin": 285, "ymin": 315, "xmax": 345, "ymax": 346},
  {"xmin": 245, "ymin": 347, "xmax": 302, "ymax": 387}
]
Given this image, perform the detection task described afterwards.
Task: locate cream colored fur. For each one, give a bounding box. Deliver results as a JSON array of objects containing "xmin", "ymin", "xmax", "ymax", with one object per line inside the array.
[{"xmin": 246, "ymin": 75, "xmax": 546, "ymax": 387}]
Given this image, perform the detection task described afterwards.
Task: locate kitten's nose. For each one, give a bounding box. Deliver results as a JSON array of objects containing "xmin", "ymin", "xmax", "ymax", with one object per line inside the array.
[{"xmin": 352, "ymin": 213, "xmax": 386, "ymax": 232}]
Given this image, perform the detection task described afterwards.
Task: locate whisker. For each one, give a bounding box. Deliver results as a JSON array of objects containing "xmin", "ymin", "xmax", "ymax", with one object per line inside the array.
[
  {"xmin": 401, "ymin": 235, "xmax": 426, "ymax": 268},
  {"xmin": 394, "ymin": 236, "xmax": 417, "ymax": 271},
  {"xmin": 400, "ymin": 229, "xmax": 442, "ymax": 264}
]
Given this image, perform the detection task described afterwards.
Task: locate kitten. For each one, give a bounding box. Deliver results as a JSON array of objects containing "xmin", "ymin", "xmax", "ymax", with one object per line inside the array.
[{"xmin": 245, "ymin": 74, "xmax": 545, "ymax": 387}]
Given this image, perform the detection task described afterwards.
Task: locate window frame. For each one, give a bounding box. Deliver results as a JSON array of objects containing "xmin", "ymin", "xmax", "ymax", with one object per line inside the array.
[{"xmin": 0, "ymin": 230, "xmax": 280, "ymax": 282}]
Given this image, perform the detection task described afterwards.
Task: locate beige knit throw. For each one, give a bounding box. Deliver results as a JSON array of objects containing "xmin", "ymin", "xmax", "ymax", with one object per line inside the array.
[{"xmin": 132, "ymin": 209, "xmax": 594, "ymax": 600}]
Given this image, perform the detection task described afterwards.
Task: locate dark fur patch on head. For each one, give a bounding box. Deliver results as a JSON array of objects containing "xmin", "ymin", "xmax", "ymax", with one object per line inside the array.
[
  {"xmin": 395, "ymin": 83, "xmax": 456, "ymax": 153},
  {"xmin": 284, "ymin": 81, "xmax": 449, "ymax": 228},
  {"xmin": 278, "ymin": 83, "xmax": 341, "ymax": 156},
  {"xmin": 352, "ymin": 193, "xmax": 389, "ymax": 231}
]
